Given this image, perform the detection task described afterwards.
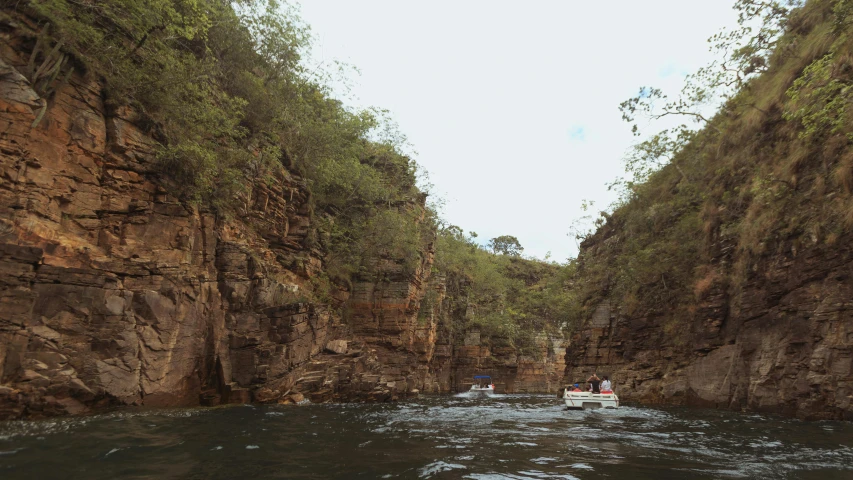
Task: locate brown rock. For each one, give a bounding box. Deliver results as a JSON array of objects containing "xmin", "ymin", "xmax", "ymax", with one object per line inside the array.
[
  {"xmin": 253, "ymin": 387, "xmax": 281, "ymax": 404},
  {"xmin": 565, "ymin": 239, "xmax": 853, "ymax": 420},
  {"xmin": 0, "ymin": 10, "xmax": 563, "ymax": 420},
  {"xmin": 325, "ymin": 340, "xmax": 348, "ymax": 354}
]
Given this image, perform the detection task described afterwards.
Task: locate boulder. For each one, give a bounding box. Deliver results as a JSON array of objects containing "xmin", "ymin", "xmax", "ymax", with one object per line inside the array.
[{"xmin": 325, "ymin": 340, "xmax": 348, "ymax": 354}]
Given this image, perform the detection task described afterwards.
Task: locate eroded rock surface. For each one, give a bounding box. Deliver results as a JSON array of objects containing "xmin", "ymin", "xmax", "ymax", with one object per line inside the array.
[
  {"xmin": 0, "ymin": 17, "xmax": 435, "ymax": 418},
  {"xmin": 566, "ymin": 239, "xmax": 853, "ymax": 420},
  {"xmin": 0, "ymin": 16, "xmax": 577, "ymax": 419},
  {"xmin": 427, "ymin": 331, "xmax": 566, "ymax": 394}
]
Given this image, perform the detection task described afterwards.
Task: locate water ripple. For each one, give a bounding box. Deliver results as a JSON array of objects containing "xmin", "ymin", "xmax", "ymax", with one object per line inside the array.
[{"xmin": 0, "ymin": 395, "xmax": 851, "ymax": 479}]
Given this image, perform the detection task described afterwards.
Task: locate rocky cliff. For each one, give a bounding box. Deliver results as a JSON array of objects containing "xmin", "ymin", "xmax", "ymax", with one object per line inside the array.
[
  {"xmin": 0, "ymin": 13, "xmax": 446, "ymax": 418},
  {"xmin": 0, "ymin": 13, "xmax": 565, "ymax": 418},
  {"xmin": 434, "ymin": 331, "xmax": 566, "ymax": 394},
  {"xmin": 566, "ymin": 257, "xmax": 853, "ymax": 421},
  {"xmin": 424, "ymin": 268, "xmax": 569, "ymax": 394},
  {"xmin": 565, "ymin": 0, "xmax": 853, "ymax": 421}
]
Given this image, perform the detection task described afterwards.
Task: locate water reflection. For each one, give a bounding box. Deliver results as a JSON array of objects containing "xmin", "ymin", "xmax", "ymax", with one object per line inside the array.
[{"xmin": 0, "ymin": 395, "xmax": 851, "ymax": 479}]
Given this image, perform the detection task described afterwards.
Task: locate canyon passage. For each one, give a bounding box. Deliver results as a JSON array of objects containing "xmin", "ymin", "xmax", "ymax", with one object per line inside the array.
[
  {"xmin": 2, "ymin": 0, "xmax": 853, "ymax": 477},
  {"xmin": 2, "ymin": 394, "xmax": 853, "ymax": 479}
]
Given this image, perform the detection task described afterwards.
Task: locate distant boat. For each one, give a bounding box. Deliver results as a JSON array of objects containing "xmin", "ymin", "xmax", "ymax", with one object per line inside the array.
[
  {"xmin": 562, "ymin": 388, "xmax": 619, "ymax": 410},
  {"xmin": 469, "ymin": 375, "xmax": 495, "ymax": 395}
]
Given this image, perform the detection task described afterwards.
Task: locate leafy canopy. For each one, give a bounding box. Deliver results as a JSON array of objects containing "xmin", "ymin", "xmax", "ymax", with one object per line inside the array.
[
  {"xmin": 18, "ymin": 0, "xmax": 432, "ymax": 287},
  {"xmin": 488, "ymin": 235, "xmax": 524, "ymax": 256}
]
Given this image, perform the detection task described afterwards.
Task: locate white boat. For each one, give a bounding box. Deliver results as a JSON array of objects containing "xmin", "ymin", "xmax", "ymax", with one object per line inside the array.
[
  {"xmin": 469, "ymin": 375, "xmax": 495, "ymax": 395},
  {"xmin": 563, "ymin": 389, "xmax": 619, "ymax": 410}
]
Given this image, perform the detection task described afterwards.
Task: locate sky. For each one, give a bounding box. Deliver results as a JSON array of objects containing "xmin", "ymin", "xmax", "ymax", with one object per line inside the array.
[{"xmin": 297, "ymin": 1, "xmax": 741, "ymax": 262}]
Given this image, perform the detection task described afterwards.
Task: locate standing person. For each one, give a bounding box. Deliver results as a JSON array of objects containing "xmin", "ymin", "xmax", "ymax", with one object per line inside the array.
[
  {"xmin": 601, "ymin": 376, "xmax": 612, "ymax": 392},
  {"xmin": 587, "ymin": 373, "xmax": 601, "ymax": 394}
]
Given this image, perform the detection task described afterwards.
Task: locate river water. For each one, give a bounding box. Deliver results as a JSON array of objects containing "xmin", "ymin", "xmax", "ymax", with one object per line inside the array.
[{"xmin": 1, "ymin": 394, "xmax": 852, "ymax": 479}]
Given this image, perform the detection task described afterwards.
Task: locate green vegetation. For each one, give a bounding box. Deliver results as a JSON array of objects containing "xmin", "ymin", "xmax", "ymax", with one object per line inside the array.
[
  {"xmin": 25, "ymin": 0, "xmax": 842, "ymax": 357},
  {"xmin": 569, "ymin": 0, "xmax": 853, "ymax": 332},
  {"xmin": 487, "ymin": 235, "xmax": 525, "ymax": 256},
  {"xmin": 433, "ymin": 227, "xmax": 577, "ymax": 355},
  {"xmin": 6, "ymin": 0, "xmax": 578, "ymax": 358},
  {"xmin": 10, "ymin": 0, "xmax": 430, "ymax": 288}
]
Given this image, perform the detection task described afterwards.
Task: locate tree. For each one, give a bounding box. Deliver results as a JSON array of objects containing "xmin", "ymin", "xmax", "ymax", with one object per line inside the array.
[
  {"xmin": 614, "ymin": 0, "xmax": 806, "ymax": 200},
  {"xmin": 488, "ymin": 236, "xmax": 524, "ymax": 256},
  {"xmin": 620, "ymin": 1, "xmax": 806, "ymax": 134},
  {"xmin": 19, "ymin": 0, "xmax": 436, "ymax": 292}
]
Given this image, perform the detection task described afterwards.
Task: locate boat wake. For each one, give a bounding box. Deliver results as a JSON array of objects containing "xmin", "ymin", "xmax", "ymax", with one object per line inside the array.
[{"xmin": 454, "ymin": 391, "xmax": 502, "ymax": 399}]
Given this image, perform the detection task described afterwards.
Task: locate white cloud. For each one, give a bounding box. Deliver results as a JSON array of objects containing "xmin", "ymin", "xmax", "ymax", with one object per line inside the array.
[{"xmin": 297, "ymin": 0, "xmax": 740, "ymax": 262}]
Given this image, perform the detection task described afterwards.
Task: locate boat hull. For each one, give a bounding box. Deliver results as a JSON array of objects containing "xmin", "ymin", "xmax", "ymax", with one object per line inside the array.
[
  {"xmin": 469, "ymin": 386, "xmax": 495, "ymax": 395},
  {"xmin": 563, "ymin": 391, "xmax": 619, "ymax": 410}
]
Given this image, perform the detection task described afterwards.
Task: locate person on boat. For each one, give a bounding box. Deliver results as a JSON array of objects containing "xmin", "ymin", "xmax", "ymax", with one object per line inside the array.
[
  {"xmin": 587, "ymin": 373, "xmax": 601, "ymax": 394},
  {"xmin": 601, "ymin": 376, "xmax": 612, "ymax": 392},
  {"xmin": 571, "ymin": 383, "xmax": 582, "ymax": 392}
]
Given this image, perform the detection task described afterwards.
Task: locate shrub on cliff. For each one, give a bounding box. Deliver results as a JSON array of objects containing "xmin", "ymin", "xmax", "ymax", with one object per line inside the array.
[
  {"xmin": 434, "ymin": 226, "xmax": 574, "ymax": 352},
  {"xmin": 569, "ymin": 0, "xmax": 853, "ymax": 329},
  {"xmin": 11, "ymin": 0, "xmax": 431, "ymax": 288}
]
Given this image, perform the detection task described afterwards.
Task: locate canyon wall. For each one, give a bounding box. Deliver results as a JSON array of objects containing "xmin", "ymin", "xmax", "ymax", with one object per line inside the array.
[
  {"xmin": 565, "ymin": 1, "xmax": 853, "ymax": 421},
  {"xmin": 0, "ymin": 17, "xmax": 562, "ymax": 418},
  {"xmin": 424, "ymin": 274, "xmax": 568, "ymax": 394},
  {"xmin": 566, "ymin": 233, "xmax": 853, "ymax": 420},
  {"xmin": 0, "ymin": 17, "xmax": 440, "ymax": 417},
  {"xmin": 429, "ymin": 331, "xmax": 566, "ymax": 394}
]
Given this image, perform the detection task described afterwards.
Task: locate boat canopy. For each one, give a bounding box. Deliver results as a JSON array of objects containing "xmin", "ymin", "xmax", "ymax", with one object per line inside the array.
[{"xmin": 473, "ymin": 375, "xmax": 491, "ymax": 379}]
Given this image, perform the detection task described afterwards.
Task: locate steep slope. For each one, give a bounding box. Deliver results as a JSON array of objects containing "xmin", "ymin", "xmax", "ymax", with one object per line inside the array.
[
  {"xmin": 0, "ymin": 48, "xmax": 437, "ymax": 417},
  {"xmin": 0, "ymin": 5, "xmax": 439, "ymax": 418},
  {"xmin": 0, "ymin": 2, "xmax": 571, "ymax": 419},
  {"xmin": 427, "ymin": 230, "xmax": 573, "ymax": 393},
  {"xmin": 565, "ymin": 0, "xmax": 853, "ymax": 420}
]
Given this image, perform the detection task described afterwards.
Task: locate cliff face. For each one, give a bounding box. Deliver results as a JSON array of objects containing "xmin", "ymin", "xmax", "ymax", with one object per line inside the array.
[
  {"xmin": 424, "ymin": 273, "xmax": 568, "ymax": 394},
  {"xmin": 0, "ymin": 16, "xmax": 565, "ymax": 418},
  {"xmin": 434, "ymin": 332, "xmax": 566, "ymax": 394},
  {"xmin": 0, "ymin": 17, "xmax": 442, "ymax": 418},
  {"xmin": 566, "ymin": 241, "xmax": 853, "ymax": 420},
  {"xmin": 565, "ymin": 1, "xmax": 853, "ymax": 421}
]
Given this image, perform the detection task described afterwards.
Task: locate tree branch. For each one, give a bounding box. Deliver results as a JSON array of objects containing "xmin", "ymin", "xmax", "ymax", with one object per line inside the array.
[{"xmin": 654, "ymin": 110, "xmax": 723, "ymax": 133}]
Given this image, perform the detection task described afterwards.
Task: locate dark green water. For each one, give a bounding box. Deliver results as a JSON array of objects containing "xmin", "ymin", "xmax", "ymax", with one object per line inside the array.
[{"xmin": 1, "ymin": 394, "xmax": 852, "ymax": 479}]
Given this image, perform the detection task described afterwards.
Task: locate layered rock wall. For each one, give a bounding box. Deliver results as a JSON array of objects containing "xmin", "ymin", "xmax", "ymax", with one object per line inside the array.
[
  {"xmin": 0, "ymin": 16, "xmax": 435, "ymax": 418},
  {"xmin": 566, "ymin": 236, "xmax": 853, "ymax": 420},
  {"xmin": 0, "ymin": 15, "xmax": 568, "ymax": 418},
  {"xmin": 436, "ymin": 333, "xmax": 566, "ymax": 393}
]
